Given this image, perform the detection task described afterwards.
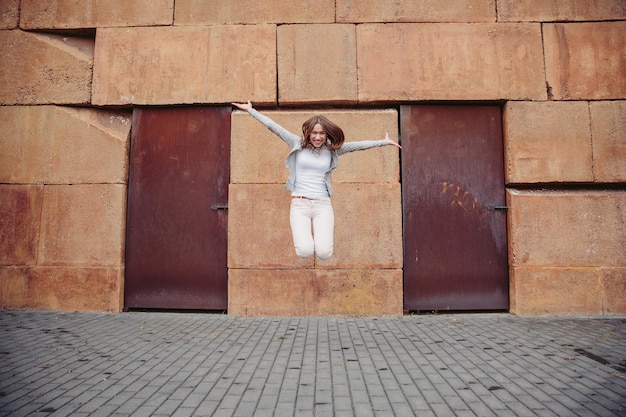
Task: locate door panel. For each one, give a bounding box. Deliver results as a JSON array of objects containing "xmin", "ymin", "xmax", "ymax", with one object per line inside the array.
[
  {"xmin": 401, "ymin": 105, "xmax": 508, "ymax": 311},
  {"xmin": 125, "ymin": 107, "xmax": 230, "ymax": 310}
]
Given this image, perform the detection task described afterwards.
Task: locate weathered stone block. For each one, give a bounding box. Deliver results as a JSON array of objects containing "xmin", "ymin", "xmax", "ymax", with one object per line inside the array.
[
  {"xmin": 39, "ymin": 184, "xmax": 126, "ymax": 267},
  {"xmin": 601, "ymin": 268, "xmax": 626, "ymax": 314},
  {"xmin": 498, "ymin": 0, "xmax": 626, "ymax": 22},
  {"xmin": 228, "ymin": 268, "xmax": 403, "ymax": 316},
  {"xmin": 228, "ymin": 184, "xmax": 311, "ymax": 269},
  {"xmin": 0, "ymin": 0, "xmax": 19, "ymax": 28},
  {"xmin": 337, "ymin": 0, "xmax": 495, "ymax": 23},
  {"xmin": 228, "ymin": 183, "xmax": 402, "ymax": 269},
  {"xmin": 319, "ymin": 183, "xmax": 403, "ymax": 269},
  {"xmin": 510, "ymin": 267, "xmax": 603, "ymax": 316},
  {"xmin": 231, "ymin": 109, "xmax": 399, "ymax": 184},
  {"xmin": 0, "ymin": 266, "xmax": 123, "ymax": 312},
  {"xmin": 175, "ymin": 0, "xmax": 334, "ymax": 25},
  {"xmin": 507, "ymin": 190, "xmax": 626, "ymax": 267},
  {"xmin": 357, "ymin": 23, "xmax": 546, "ymax": 101},
  {"xmin": 544, "ymin": 21, "xmax": 626, "ymax": 100},
  {"xmin": 504, "ymin": 101, "xmax": 593, "ymax": 183},
  {"xmin": 278, "ymin": 24, "xmax": 357, "ymax": 105},
  {"xmin": 0, "ymin": 185, "xmax": 43, "ymax": 266},
  {"xmin": 590, "ymin": 101, "xmax": 626, "ymax": 183},
  {"xmin": 20, "ymin": 0, "xmax": 173, "ymax": 28},
  {"xmin": 0, "ymin": 106, "xmax": 131, "ymax": 184},
  {"xmin": 92, "ymin": 25, "xmax": 276, "ymax": 105},
  {"xmin": 0, "ymin": 30, "xmax": 93, "ymax": 105}
]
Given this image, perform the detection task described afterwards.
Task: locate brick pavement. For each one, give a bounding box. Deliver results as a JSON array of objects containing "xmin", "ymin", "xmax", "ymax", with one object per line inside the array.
[{"xmin": 0, "ymin": 310, "xmax": 624, "ymax": 417}]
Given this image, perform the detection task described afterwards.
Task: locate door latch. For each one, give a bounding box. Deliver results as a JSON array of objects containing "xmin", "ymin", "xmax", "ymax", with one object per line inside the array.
[
  {"xmin": 487, "ymin": 205, "xmax": 508, "ymax": 211},
  {"xmin": 211, "ymin": 205, "xmax": 228, "ymax": 211}
]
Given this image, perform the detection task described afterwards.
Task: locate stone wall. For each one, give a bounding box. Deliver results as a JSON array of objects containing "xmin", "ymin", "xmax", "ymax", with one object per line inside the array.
[{"xmin": 0, "ymin": 0, "xmax": 624, "ymax": 315}]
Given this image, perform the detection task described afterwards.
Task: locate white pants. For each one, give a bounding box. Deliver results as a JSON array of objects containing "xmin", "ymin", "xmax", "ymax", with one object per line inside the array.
[{"xmin": 290, "ymin": 198, "xmax": 334, "ymax": 259}]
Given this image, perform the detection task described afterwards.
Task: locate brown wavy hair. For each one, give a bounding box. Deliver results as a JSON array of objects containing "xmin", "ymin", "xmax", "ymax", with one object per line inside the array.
[{"xmin": 301, "ymin": 115, "xmax": 345, "ymax": 151}]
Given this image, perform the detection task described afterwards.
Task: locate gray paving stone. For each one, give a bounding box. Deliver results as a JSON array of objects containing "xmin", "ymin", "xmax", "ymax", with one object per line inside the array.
[{"xmin": 1, "ymin": 311, "xmax": 625, "ymax": 417}]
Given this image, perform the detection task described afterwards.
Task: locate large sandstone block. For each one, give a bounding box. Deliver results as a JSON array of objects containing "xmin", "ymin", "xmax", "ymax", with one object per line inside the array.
[
  {"xmin": 228, "ymin": 184, "xmax": 311, "ymax": 269},
  {"xmin": 278, "ymin": 24, "xmax": 358, "ymax": 105},
  {"xmin": 0, "ymin": 30, "xmax": 93, "ymax": 105},
  {"xmin": 20, "ymin": 0, "xmax": 173, "ymax": 29},
  {"xmin": 498, "ymin": 0, "xmax": 626, "ymax": 22},
  {"xmin": 590, "ymin": 101, "xmax": 626, "ymax": 183},
  {"xmin": 503, "ymin": 101, "xmax": 593, "ymax": 183},
  {"xmin": 544, "ymin": 22, "xmax": 626, "ymax": 100},
  {"xmin": 0, "ymin": 106, "xmax": 131, "ymax": 184},
  {"xmin": 0, "ymin": 266, "xmax": 123, "ymax": 312},
  {"xmin": 357, "ymin": 23, "xmax": 546, "ymax": 101},
  {"xmin": 507, "ymin": 190, "xmax": 626, "ymax": 267},
  {"xmin": 337, "ymin": 0, "xmax": 495, "ymax": 22},
  {"xmin": 601, "ymin": 268, "xmax": 626, "ymax": 314},
  {"xmin": 228, "ymin": 268, "xmax": 403, "ymax": 316},
  {"xmin": 0, "ymin": 185, "xmax": 43, "ymax": 266},
  {"xmin": 228, "ymin": 183, "xmax": 402, "ymax": 269},
  {"xmin": 231, "ymin": 109, "xmax": 399, "ymax": 184},
  {"xmin": 175, "ymin": 0, "xmax": 334, "ymax": 25},
  {"xmin": 39, "ymin": 184, "xmax": 126, "ymax": 267},
  {"xmin": 510, "ymin": 267, "xmax": 604, "ymax": 316},
  {"xmin": 92, "ymin": 25, "xmax": 276, "ymax": 105},
  {"xmin": 0, "ymin": 0, "xmax": 19, "ymax": 28},
  {"xmin": 319, "ymin": 183, "xmax": 402, "ymax": 269}
]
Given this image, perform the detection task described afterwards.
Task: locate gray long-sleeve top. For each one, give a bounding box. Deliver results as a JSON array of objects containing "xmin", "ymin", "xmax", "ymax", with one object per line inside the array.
[{"xmin": 248, "ymin": 108, "xmax": 388, "ymax": 196}]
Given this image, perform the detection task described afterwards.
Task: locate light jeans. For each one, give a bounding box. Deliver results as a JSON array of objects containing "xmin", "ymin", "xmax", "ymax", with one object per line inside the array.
[{"xmin": 290, "ymin": 198, "xmax": 334, "ymax": 259}]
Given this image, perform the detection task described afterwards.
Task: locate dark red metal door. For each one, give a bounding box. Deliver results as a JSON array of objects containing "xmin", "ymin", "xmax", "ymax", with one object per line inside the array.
[
  {"xmin": 401, "ymin": 105, "xmax": 508, "ymax": 311},
  {"xmin": 125, "ymin": 107, "xmax": 230, "ymax": 310}
]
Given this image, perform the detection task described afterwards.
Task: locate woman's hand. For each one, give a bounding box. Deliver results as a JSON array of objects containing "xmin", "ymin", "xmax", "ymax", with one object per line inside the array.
[
  {"xmin": 231, "ymin": 101, "xmax": 253, "ymax": 112},
  {"xmin": 384, "ymin": 132, "xmax": 402, "ymax": 149}
]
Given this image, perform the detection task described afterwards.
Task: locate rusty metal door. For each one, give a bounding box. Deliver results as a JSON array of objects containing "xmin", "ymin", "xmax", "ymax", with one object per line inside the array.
[
  {"xmin": 125, "ymin": 107, "xmax": 230, "ymax": 310},
  {"xmin": 401, "ymin": 105, "xmax": 508, "ymax": 311}
]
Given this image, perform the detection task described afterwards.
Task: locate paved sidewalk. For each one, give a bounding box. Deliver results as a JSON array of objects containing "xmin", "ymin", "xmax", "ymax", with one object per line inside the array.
[{"xmin": 0, "ymin": 311, "xmax": 625, "ymax": 417}]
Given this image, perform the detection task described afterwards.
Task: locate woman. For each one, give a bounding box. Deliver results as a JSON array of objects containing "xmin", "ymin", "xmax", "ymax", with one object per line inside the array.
[{"xmin": 232, "ymin": 101, "xmax": 401, "ymax": 260}]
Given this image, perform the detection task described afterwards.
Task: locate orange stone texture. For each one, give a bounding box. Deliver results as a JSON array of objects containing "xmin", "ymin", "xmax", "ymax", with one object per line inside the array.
[
  {"xmin": 92, "ymin": 25, "xmax": 277, "ymax": 106},
  {"xmin": 229, "ymin": 269, "xmax": 402, "ymax": 317},
  {"xmin": 0, "ymin": 30, "xmax": 93, "ymax": 105},
  {"xmin": 0, "ymin": 0, "xmax": 19, "ymax": 28},
  {"xmin": 1, "ymin": 267, "xmax": 123, "ymax": 312},
  {"xmin": 277, "ymin": 24, "xmax": 358, "ymax": 105},
  {"xmin": 590, "ymin": 101, "xmax": 626, "ymax": 183},
  {"xmin": 174, "ymin": 0, "xmax": 334, "ymax": 25},
  {"xmin": 507, "ymin": 190, "xmax": 626, "ymax": 315},
  {"xmin": 0, "ymin": 1, "xmax": 624, "ymax": 315},
  {"xmin": 356, "ymin": 23, "xmax": 546, "ymax": 102},
  {"xmin": 544, "ymin": 21, "xmax": 626, "ymax": 100},
  {"xmin": 498, "ymin": 0, "xmax": 626, "ymax": 22},
  {"xmin": 39, "ymin": 184, "xmax": 126, "ymax": 267},
  {"xmin": 503, "ymin": 101, "xmax": 593, "ymax": 184},
  {"xmin": 0, "ymin": 106, "xmax": 131, "ymax": 184},
  {"xmin": 337, "ymin": 0, "xmax": 495, "ymax": 22},
  {"xmin": 0, "ymin": 185, "xmax": 43, "ymax": 266},
  {"xmin": 20, "ymin": 0, "xmax": 174, "ymax": 29}
]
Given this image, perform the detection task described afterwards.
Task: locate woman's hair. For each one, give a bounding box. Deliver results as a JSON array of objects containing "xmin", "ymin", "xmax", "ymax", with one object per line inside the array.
[{"xmin": 301, "ymin": 115, "xmax": 345, "ymax": 150}]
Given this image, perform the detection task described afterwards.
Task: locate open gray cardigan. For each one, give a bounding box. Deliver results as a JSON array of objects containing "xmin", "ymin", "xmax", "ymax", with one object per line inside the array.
[{"xmin": 248, "ymin": 108, "xmax": 388, "ymax": 196}]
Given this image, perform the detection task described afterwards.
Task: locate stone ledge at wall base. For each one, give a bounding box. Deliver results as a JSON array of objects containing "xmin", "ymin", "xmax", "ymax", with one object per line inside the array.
[
  {"xmin": 0, "ymin": 267, "xmax": 124, "ymax": 312},
  {"xmin": 228, "ymin": 269, "xmax": 403, "ymax": 317},
  {"xmin": 509, "ymin": 267, "xmax": 626, "ymax": 316}
]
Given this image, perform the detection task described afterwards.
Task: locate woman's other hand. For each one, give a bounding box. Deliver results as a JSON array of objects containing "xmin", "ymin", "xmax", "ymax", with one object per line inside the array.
[
  {"xmin": 384, "ymin": 132, "xmax": 402, "ymax": 149},
  {"xmin": 231, "ymin": 101, "xmax": 253, "ymax": 112}
]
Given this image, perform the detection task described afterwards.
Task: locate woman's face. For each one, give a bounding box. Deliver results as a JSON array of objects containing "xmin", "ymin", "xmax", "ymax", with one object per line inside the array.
[{"xmin": 309, "ymin": 123, "xmax": 327, "ymax": 148}]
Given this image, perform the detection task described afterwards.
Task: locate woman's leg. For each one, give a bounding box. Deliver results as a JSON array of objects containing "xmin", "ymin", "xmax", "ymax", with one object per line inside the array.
[
  {"xmin": 311, "ymin": 200, "xmax": 335, "ymax": 260},
  {"xmin": 290, "ymin": 199, "xmax": 314, "ymax": 258}
]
